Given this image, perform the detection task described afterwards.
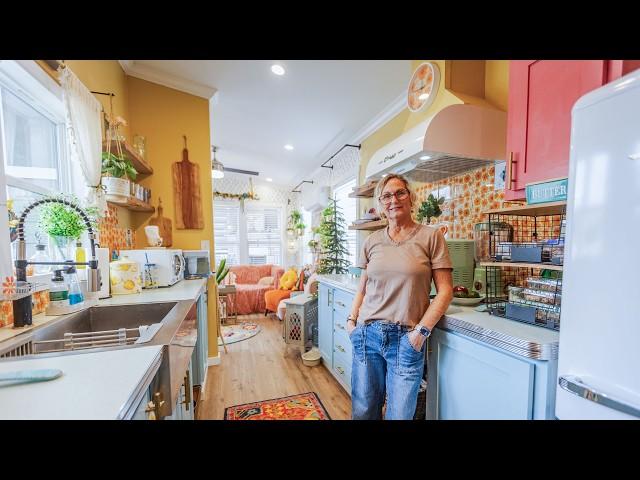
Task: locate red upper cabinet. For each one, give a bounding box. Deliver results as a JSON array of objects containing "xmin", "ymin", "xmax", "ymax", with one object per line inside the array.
[{"xmin": 505, "ymin": 61, "xmax": 609, "ymax": 200}]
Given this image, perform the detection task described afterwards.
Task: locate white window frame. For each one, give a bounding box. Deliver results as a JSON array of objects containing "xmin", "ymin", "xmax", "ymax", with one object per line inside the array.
[
  {"xmin": 332, "ymin": 176, "xmax": 358, "ymax": 267},
  {"xmin": 214, "ymin": 199, "xmax": 285, "ymax": 267},
  {"xmin": 0, "ymin": 60, "xmax": 71, "ymax": 278}
]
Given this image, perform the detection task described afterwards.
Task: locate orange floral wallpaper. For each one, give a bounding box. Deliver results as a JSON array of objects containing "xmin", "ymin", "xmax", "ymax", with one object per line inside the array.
[
  {"xmin": 414, "ymin": 164, "xmax": 512, "ymax": 239},
  {"xmin": 98, "ymin": 205, "xmax": 137, "ymax": 257},
  {"xmin": 0, "ymin": 290, "xmax": 50, "ymax": 328}
]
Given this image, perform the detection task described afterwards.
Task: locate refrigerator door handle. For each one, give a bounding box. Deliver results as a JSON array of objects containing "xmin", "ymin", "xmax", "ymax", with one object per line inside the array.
[{"xmin": 559, "ymin": 375, "xmax": 640, "ymax": 418}]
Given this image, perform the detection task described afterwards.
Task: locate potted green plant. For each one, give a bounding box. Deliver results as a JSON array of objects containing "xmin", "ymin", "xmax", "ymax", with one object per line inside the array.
[
  {"xmin": 416, "ymin": 194, "xmax": 445, "ymax": 225},
  {"xmin": 295, "ymin": 221, "xmax": 306, "ymax": 237},
  {"xmin": 101, "ymin": 151, "xmax": 138, "ymax": 197},
  {"xmin": 38, "ymin": 196, "xmax": 99, "ymax": 261}
]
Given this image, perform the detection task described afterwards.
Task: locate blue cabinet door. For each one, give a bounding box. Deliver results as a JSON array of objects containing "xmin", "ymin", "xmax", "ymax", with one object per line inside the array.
[
  {"xmin": 191, "ymin": 291, "xmax": 209, "ymax": 388},
  {"xmin": 318, "ymin": 284, "xmax": 333, "ymax": 367},
  {"xmin": 427, "ymin": 329, "xmax": 535, "ymax": 420}
]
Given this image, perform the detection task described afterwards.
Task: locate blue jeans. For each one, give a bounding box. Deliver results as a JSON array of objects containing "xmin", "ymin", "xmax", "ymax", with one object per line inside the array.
[{"xmin": 350, "ymin": 321, "xmax": 425, "ymax": 420}]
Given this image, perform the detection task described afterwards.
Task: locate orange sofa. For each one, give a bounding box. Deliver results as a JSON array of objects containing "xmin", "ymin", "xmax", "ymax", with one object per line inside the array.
[
  {"xmin": 226, "ymin": 264, "xmax": 285, "ymax": 315},
  {"xmin": 264, "ymin": 270, "xmax": 305, "ymax": 315}
]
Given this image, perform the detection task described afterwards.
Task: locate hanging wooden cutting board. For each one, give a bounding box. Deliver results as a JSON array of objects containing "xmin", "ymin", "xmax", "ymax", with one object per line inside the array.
[
  {"xmin": 148, "ymin": 198, "xmax": 173, "ymax": 247},
  {"xmin": 172, "ymin": 135, "xmax": 204, "ymax": 229}
]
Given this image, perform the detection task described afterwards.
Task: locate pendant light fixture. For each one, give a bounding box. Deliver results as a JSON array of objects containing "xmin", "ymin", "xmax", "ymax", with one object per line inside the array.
[{"xmin": 211, "ymin": 145, "xmax": 225, "ymax": 179}]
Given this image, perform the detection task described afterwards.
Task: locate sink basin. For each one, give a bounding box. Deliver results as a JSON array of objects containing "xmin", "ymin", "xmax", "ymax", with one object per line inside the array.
[{"xmin": 32, "ymin": 303, "xmax": 176, "ymax": 354}]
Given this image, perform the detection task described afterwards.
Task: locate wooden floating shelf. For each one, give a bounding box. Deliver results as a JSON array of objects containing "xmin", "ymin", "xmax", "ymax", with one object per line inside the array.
[
  {"xmin": 483, "ymin": 201, "xmax": 567, "ymax": 216},
  {"xmin": 348, "ymin": 220, "xmax": 387, "ymax": 231},
  {"xmin": 103, "ymin": 140, "xmax": 153, "ymax": 175},
  {"xmin": 480, "ymin": 261, "xmax": 563, "ymax": 271},
  {"xmin": 348, "ymin": 183, "xmax": 376, "ymax": 198},
  {"xmin": 106, "ymin": 195, "xmax": 155, "ymax": 213}
]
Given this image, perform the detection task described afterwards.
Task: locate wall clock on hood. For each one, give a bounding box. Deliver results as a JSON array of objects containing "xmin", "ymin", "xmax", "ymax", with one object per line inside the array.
[{"xmin": 407, "ymin": 62, "xmax": 440, "ymax": 112}]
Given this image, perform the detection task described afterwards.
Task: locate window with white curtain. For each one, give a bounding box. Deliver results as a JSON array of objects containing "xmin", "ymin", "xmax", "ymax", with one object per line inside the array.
[
  {"xmin": 213, "ymin": 200, "xmax": 283, "ymax": 267},
  {"xmin": 333, "ymin": 178, "xmax": 357, "ymax": 266},
  {"xmin": 0, "ymin": 61, "xmax": 70, "ymax": 263}
]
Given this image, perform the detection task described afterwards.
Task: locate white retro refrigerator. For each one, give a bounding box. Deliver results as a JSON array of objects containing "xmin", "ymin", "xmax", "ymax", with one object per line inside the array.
[{"xmin": 556, "ymin": 69, "xmax": 640, "ymax": 419}]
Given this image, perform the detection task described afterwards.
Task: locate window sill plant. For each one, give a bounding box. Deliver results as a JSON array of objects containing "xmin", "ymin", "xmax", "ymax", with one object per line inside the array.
[{"xmin": 38, "ymin": 195, "xmax": 99, "ymax": 262}]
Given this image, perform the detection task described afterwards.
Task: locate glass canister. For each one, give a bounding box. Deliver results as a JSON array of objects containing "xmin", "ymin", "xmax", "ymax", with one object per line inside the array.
[
  {"xmin": 143, "ymin": 262, "xmax": 159, "ymax": 289},
  {"xmin": 473, "ymin": 222, "xmax": 514, "ymax": 262}
]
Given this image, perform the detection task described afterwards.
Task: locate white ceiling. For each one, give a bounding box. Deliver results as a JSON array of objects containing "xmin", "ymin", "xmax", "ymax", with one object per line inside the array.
[{"xmin": 126, "ymin": 60, "xmax": 411, "ymax": 188}]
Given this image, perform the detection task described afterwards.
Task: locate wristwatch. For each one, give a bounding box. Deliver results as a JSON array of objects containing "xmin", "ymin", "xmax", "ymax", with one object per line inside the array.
[
  {"xmin": 414, "ymin": 325, "xmax": 431, "ymax": 338},
  {"xmin": 347, "ymin": 315, "xmax": 357, "ymax": 324}
]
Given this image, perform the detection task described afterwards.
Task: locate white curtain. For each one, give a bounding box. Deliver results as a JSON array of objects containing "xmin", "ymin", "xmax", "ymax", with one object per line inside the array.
[{"xmin": 59, "ymin": 67, "xmax": 106, "ymax": 214}]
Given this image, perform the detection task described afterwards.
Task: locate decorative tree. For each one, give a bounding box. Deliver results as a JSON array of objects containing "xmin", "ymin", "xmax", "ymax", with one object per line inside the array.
[{"xmin": 317, "ymin": 197, "xmax": 351, "ymax": 274}]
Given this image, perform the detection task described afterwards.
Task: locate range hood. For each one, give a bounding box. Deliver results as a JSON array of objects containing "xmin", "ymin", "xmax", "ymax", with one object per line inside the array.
[{"xmin": 365, "ymin": 104, "xmax": 507, "ymax": 183}]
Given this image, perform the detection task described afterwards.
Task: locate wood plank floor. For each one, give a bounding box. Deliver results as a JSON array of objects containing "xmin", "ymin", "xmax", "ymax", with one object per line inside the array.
[{"xmin": 197, "ymin": 313, "xmax": 352, "ymax": 420}]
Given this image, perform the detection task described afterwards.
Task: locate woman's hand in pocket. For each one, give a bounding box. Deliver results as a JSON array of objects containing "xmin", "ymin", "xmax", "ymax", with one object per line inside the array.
[
  {"xmin": 347, "ymin": 320, "xmax": 357, "ymax": 336},
  {"xmin": 407, "ymin": 329, "xmax": 425, "ymax": 353}
]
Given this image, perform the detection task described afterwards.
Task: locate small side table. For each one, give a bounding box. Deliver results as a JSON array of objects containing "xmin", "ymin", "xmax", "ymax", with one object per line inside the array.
[{"xmin": 218, "ymin": 284, "xmax": 238, "ymax": 325}]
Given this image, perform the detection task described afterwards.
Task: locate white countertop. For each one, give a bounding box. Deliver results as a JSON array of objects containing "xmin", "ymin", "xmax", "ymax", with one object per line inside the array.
[
  {"xmin": 0, "ymin": 345, "xmax": 162, "ymax": 419},
  {"xmin": 318, "ymin": 274, "xmax": 559, "ymax": 360},
  {"xmin": 0, "ymin": 278, "xmax": 207, "ymax": 344}
]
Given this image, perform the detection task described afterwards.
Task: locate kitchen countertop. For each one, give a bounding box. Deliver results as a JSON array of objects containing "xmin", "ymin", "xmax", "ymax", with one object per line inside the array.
[
  {"xmin": 317, "ymin": 274, "xmax": 559, "ymax": 360},
  {"xmin": 0, "ymin": 278, "xmax": 208, "ymax": 344},
  {"xmin": 0, "ymin": 345, "xmax": 163, "ymax": 419}
]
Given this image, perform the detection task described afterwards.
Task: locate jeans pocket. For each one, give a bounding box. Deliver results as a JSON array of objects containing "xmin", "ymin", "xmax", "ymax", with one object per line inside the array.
[
  {"xmin": 399, "ymin": 334, "xmax": 424, "ymax": 373},
  {"xmin": 348, "ymin": 323, "xmax": 359, "ymax": 340}
]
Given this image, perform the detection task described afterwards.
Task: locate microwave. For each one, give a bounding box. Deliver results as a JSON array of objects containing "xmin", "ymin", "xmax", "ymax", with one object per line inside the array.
[{"xmin": 123, "ymin": 249, "xmax": 184, "ymax": 287}]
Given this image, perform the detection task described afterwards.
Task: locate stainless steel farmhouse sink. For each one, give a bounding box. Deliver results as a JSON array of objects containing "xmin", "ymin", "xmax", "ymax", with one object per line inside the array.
[
  {"xmin": 30, "ymin": 302, "xmax": 176, "ymax": 353},
  {"xmin": 0, "ymin": 300, "xmax": 198, "ymax": 419}
]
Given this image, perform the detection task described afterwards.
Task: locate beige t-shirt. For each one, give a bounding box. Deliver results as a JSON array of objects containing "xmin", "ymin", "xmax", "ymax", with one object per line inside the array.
[{"xmin": 357, "ymin": 224, "xmax": 453, "ymax": 327}]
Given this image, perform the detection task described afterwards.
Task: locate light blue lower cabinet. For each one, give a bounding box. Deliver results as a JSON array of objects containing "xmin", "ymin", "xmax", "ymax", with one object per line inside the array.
[
  {"xmin": 318, "ymin": 282, "xmax": 354, "ymax": 396},
  {"xmin": 318, "ymin": 284, "xmax": 334, "ymax": 367},
  {"xmin": 164, "ymin": 358, "xmax": 195, "ymax": 420},
  {"xmin": 191, "ymin": 291, "xmax": 209, "ymax": 390},
  {"xmin": 426, "ymin": 328, "xmax": 557, "ymax": 420}
]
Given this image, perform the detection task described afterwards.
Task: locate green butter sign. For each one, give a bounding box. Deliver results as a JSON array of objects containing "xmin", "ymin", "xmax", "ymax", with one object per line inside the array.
[{"xmin": 526, "ymin": 178, "xmax": 568, "ymax": 204}]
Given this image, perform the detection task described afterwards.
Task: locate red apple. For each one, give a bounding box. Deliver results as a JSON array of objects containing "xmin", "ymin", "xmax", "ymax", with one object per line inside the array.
[{"xmin": 453, "ymin": 285, "xmax": 469, "ymax": 295}]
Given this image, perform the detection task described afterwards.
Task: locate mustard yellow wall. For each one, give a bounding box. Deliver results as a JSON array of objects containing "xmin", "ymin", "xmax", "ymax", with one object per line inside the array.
[
  {"xmin": 485, "ymin": 60, "xmax": 509, "ymax": 112},
  {"xmin": 126, "ymin": 77, "xmax": 218, "ymax": 359},
  {"xmin": 64, "ymin": 60, "xmax": 133, "ymax": 228}
]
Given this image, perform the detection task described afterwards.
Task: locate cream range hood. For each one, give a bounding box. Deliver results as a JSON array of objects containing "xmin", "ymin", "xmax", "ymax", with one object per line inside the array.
[{"xmin": 365, "ymin": 104, "xmax": 507, "ymax": 183}]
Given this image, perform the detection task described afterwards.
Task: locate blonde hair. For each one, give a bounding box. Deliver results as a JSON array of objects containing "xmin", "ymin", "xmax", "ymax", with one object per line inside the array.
[{"xmin": 374, "ymin": 173, "xmax": 417, "ymax": 219}]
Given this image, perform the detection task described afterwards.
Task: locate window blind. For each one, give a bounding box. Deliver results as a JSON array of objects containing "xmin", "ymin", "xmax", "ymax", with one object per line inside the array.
[
  {"xmin": 213, "ymin": 202, "xmax": 241, "ymax": 267},
  {"xmin": 246, "ymin": 206, "xmax": 282, "ymax": 266}
]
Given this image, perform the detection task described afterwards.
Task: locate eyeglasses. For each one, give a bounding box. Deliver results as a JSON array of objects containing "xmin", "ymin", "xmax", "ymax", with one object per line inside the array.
[{"xmin": 379, "ymin": 188, "xmax": 410, "ymax": 204}]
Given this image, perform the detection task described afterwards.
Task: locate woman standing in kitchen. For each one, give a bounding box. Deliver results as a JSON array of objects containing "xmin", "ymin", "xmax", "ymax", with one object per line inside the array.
[{"xmin": 347, "ymin": 173, "xmax": 453, "ymax": 420}]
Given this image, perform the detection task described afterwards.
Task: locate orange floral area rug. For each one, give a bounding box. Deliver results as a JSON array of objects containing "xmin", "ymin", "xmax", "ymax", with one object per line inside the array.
[{"xmin": 224, "ymin": 392, "xmax": 331, "ymax": 420}]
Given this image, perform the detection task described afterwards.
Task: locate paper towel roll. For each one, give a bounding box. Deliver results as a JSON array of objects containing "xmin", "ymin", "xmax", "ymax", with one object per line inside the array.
[{"xmin": 96, "ymin": 247, "xmax": 111, "ymax": 299}]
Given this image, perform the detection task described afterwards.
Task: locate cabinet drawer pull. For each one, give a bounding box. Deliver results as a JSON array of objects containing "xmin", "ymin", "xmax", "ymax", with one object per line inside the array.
[
  {"xmin": 335, "ymin": 301, "xmax": 346, "ymax": 308},
  {"xmin": 335, "ymin": 323, "xmax": 345, "ymax": 330},
  {"xmin": 336, "ymin": 366, "xmax": 345, "ymax": 375},
  {"xmin": 507, "ymin": 151, "xmax": 517, "ymax": 187},
  {"xmin": 183, "ymin": 370, "xmax": 191, "ymax": 411},
  {"xmin": 336, "ymin": 344, "xmax": 345, "ymax": 353}
]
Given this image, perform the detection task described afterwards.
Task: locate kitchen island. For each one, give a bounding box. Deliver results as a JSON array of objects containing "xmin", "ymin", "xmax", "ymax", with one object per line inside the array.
[
  {"xmin": 317, "ymin": 274, "xmax": 559, "ymax": 419},
  {"xmin": 0, "ymin": 278, "xmax": 209, "ymax": 420}
]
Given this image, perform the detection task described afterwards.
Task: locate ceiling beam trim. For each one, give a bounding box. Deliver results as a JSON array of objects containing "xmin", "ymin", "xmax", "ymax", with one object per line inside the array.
[{"xmin": 118, "ymin": 60, "xmax": 217, "ymax": 99}]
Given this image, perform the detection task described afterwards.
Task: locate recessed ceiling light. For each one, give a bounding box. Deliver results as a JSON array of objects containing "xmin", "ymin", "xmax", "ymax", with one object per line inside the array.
[
  {"xmin": 266, "ymin": 177, "xmax": 273, "ymax": 182},
  {"xmin": 420, "ymin": 155, "xmax": 431, "ymax": 160},
  {"xmin": 284, "ymin": 144, "xmax": 294, "ymax": 151},
  {"xmin": 271, "ymin": 64, "xmax": 285, "ymax": 76}
]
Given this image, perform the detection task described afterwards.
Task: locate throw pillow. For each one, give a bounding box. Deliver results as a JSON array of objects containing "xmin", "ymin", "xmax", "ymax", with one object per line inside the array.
[
  {"xmin": 279, "ymin": 268, "xmax": 298, "ymax": 290},
  {"xmin": 257, "ymin": 276, "xmax": 274, "ymax": 286}
]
